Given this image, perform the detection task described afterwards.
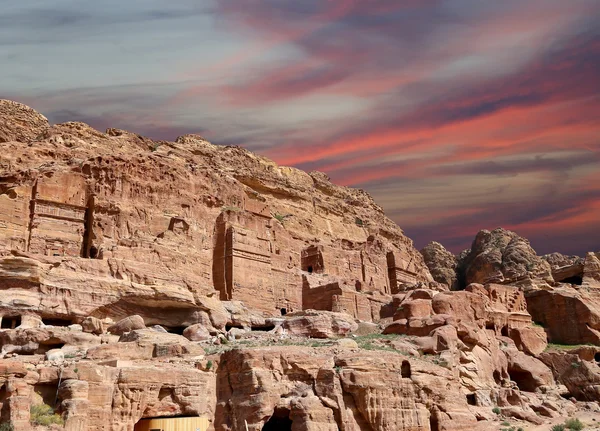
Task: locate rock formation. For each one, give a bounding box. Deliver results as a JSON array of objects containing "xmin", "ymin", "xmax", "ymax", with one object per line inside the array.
[
  {"xmin": 1, "ymin": 100, "xmax": 600, "ymax": 431},
  {"xmin": 420, "ymin": 241, "xmax": 458, "ymax": 290},
  {"xmin": 456, "ymin": 228, "xmax": 552, "ymax": 289}
]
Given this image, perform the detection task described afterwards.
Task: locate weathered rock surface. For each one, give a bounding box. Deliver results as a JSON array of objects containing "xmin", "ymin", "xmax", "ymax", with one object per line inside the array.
[
  {"xmin": 421, "ymin": 241, "xmax": 458, "ymax": 289},
  {"xmin": 0, "ymin": 99, "xmax": 49, "ymax": 143},
  {"xmin": 526, "ymin": 287, "xmax": 600, "ymax": 345},
  {"xmin": 457, "ymin": 228, "xmax": 552, "ymax": 288},
  {"xmin": 282, "ymin": 310, "xmax": 358, "ymax": 338},
  {"xmin": 1, "ymin": 100, "xmax": 599, "ymax": 431}
]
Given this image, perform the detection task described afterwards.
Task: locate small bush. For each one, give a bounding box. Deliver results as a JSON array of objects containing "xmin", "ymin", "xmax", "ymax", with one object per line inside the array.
[
  {"xmin": 273, "ymin": 213, "xmax": 289, "ymax": 223},
  {"xmin": 551, "ymin": 425, "xmax": 566, "ymax": 431},
  {"xmin": 355, "ymin": 217, "xmax": 364, "ymax": 227},
  {"xmin": 0, "ymin": 423, "xmax": 14, "ymax": 431},
  {"xmin": 565, "ymin": 418, "xmax": 585, "ymax": 430},
  {"xmin": 492, "ymin": 406, "xmax": 501, "ymax": 415},
  {"xmin": 206, "ymin": 360, "xmax": 213, "ymax": 370},
  {"xmin": 501, "ymin": 421, "xmax": 511, "ymax": 426},
  {"xmin": 571, "ymin": 362, "xmax": 581, "ymax": 368},
  {"xmin": 30, "ymin": 403, "xmax": 64, "ymax": 426}
]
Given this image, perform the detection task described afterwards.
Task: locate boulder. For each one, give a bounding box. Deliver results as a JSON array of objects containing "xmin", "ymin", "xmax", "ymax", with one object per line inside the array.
[
  {"xmin": 81, "ymin": 316, "xmax": 105, "ymax": 335},
  {"xmin": 107, "ymin": 315, "xmax": 146, "ymax": 335},
  {"xmin": 510, "ymin": 326, "xmax": 548, "ymax": 356},
  {"xmin": 282, "ymin": 310, "xmax": 358, "ymax": 338},
  {"xmin": 183, "ymin": 324, "xmax": 211, "ymax": 342}
]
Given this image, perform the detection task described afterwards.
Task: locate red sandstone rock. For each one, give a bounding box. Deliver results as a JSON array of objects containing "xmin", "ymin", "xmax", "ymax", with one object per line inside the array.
[
  {"xmin": 107, "ymin": 315, "xmax": 146, "ymax": 335},
  {"xmin": 421, "ymin": 241, "xmax": 458, "ymax": 289},
  {"xmin": 282, "ymin": 310, "xmax": 358, "ymax": 338}
]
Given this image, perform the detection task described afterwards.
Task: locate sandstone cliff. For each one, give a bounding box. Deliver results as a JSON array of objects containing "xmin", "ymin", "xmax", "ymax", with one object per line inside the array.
[
  {"xmin": 0, "ymin": 99, "xmax": 432, "ymax": 331},
  {"xmin": 2, "ymin": 100, "xmax": 600, "ymax": 431}
]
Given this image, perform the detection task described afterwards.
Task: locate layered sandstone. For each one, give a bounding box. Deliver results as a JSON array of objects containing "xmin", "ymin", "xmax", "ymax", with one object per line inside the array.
[
  {"xmin": 2, "ymin": 100, "xmax": 600, "ymax": 431},
  {"xmin": 0, "ymin": 100, "xmax": 432, "ymax": 334}
]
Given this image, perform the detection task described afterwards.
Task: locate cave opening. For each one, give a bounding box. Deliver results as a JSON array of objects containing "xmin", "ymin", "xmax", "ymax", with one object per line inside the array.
[
  {"xmin": 42, "ymin": 317, "xmax": 73, "ymax": 327},
  {"xmin": 37, "ymin": 343, "xmax": 66, "ymax": 354},
  {"xmin": 561, "ymin": 275, "xmax": 583, "ymax": 285},
  {"xmin": 508, "ymin": 370, "xmax": 537, "ymax": 392},
  {"xmin": 33, "ymin": 383, "xmax": 60, "ymax": 409},
  {"xmin": 225, "ymin": 324, "xmax": 244, "ymax": 332},
  {"xmin": 0, "ymin": 382, "xmax": 9, "ymax": 424},
  {"xmin": 595, "ymin": 352, "xmax": 600, "ymax": 363},
  {"xmin": 307, "ymin": 265, "xmax": 313, "ymax": 274},
  {"xmin": 280, "ymin": 308, "xmax": 287, "ymax": 316},
  {"xmin": 401, "ymin": 360, "xmax": 411, "ymax": 378},
  {"xmin": 165, "ymin": 326, "xmax": 186, "ymax": 335},
  {"xmin": 429, "ymin": 412, "xmax": 440, "ymax": 431},
  {"xmin": 262, "ymin": 407, "xmax": 292, "ymax": 431},
  {"xmin": 1, "ymin": 316, "xmax": 21, "ymax": 329},
  {"xmin": 501, "ymin": 326, "xmax": 509, "ymax": 337},
  {"xmin": 466, "ymin": 393, "xmax": 476, "ymax": 406},
  {"xmin": 89, "ymin": 246, "xmax": 98, "ymax": 259},
  {"xmin": 251, "ymin": 324, "xmax": 276, "ymax": 332}
]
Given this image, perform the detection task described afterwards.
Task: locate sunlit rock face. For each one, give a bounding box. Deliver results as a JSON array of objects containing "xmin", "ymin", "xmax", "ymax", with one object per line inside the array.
[{"xmin": 2, "ymin": 100, "xmax": 600, "ymax": 431}]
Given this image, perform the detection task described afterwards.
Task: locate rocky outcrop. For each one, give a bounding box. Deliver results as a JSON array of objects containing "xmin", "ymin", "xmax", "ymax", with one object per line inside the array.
[
  {"xmin": 526, "ymin": 287, "xmax": 600, "ymax": 345},
  {"xmin": 0, "ymin": 100, "xmax": 49, "ymax": 143},
  {"xmin": 281, "ymin": 310, "xmax": 358, "ymax": 338},
  {"xmin": 0, "ymin": 100, "xmax": 432, "ymax": 336},
  {"xmin": 2, "ymin": 100, "xmax": 600, "ymax": 431},
  {"xmin": 421, "ymin": 241, "xmax": 458, "ymax": 289},
  {"xmin": 457, "ymin": 228, "xmax": 552, "ymax": 289}
]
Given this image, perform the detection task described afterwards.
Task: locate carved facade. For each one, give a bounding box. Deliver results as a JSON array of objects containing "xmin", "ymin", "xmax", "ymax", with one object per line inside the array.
[{"xmin": 0, "ymin": 173, "xmax": 91, "ymax": 257}]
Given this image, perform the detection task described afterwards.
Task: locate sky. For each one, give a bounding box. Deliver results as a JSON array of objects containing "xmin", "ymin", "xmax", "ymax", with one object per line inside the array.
[{"xmin": 1, "ymin": 0, "xmax": 599, "ymax": 256}]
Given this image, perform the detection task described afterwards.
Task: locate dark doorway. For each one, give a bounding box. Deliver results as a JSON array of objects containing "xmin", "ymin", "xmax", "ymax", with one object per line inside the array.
[
  {"xmin": 401, "ymin": 360, "xmax": 411, "ymax": 378},
  {"xmin": 280, "ymin": 308, "xmax": 287, "ymax": 316},
  {"xmin": 1, "ymin": 316, "xmax": 21, "ymax": 329},
  {"xmin": 501, "ymin": 326, "xmax": 509, "ymax": 337},
  {"xmin": 595, "ymin": 352, "xmax": 600, "ymax": 363},
  {"xmin": 89, "ymin": 246, "xmax": 98, "ymax": 259},
  {"xmin": 263, "ymin": 407, "xmax": 292, "ymax": 431},
  {"xmin": 307, "ymin": 265, "xmax": 313, "ymax": 274},
  {"xmin": 466, "ymin": 393, "xmax": 476, "ymax": 406}
]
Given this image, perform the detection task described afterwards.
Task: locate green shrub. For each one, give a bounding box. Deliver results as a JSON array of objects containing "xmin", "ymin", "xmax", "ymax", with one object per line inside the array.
[
  {"xmin": 571, "ymin": 362, "xmax": 581, "ymax": 368},
  {"xmin": 355, "ymin": 217, "xmax": 364, "ymax": 227},
  {"xmin": 206, "ymin": 360, "xmax": 213, "ymax": 370},
  {"xmin": 0, "ymin": 422, "xmax": 14, "ymax": 431},
  {"xmin": 273, "ymin": 213, "xmax": 288, "ymax": 223},
  {"xmin": 492, "ymin": 406, "xmax": 501, "ymax": 415},
  {"xmin": 501, "ymin": 421, "xmax": 510, "ymax": 426},
  {"xmin": 565, "ymin": 417, "xmax": 585, "ymax": 430},
  {"xmin": 552, "ymin": 425, "xmax": 566, "ymax": 431},
  {"xmin": 30, "ymin": 403, "xmax": 64, "ymax": 426}
]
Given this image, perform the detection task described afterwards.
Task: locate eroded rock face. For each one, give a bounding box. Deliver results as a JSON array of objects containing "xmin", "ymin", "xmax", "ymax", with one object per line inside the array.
[
  {"xmin": 0, "ymin": 101, "xmax": 432, "ymax": 333},
  {"xmin": 0, "ymin": 99, "xmax": 49, "ymax": 143},
  {"xmin": 526, "ymin": 288, "xmax": 600, "ymax": 345},
  {"xmin": 1, "ymin": 100, "xmax": 599, "ymax": 431},
  {"xmin": 420, "ymin": 241, "xmax": 458, "ymax": 290},
  {"xmin": 215, "ymin": 347, "xmax": 476, "ymax": 431},
  {"xmin": 458, "ymin": 228, "xmax": 552, "ymax": 288}
]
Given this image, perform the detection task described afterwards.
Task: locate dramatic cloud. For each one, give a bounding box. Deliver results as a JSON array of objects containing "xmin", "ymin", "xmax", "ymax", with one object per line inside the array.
[{"xmin": 1, "ymin": 0, "xmax": 598, "ymax": 255}]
